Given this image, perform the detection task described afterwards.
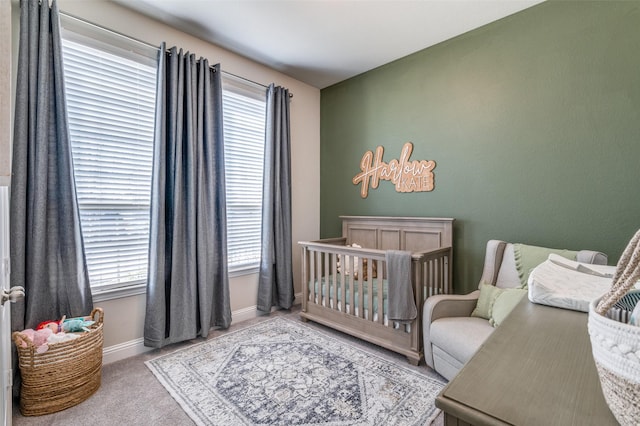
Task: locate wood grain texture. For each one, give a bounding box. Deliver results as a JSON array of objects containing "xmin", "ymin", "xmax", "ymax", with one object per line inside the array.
[{"xmin": 436, "ymin": 300, "xmax": 618, "ymax": 425}]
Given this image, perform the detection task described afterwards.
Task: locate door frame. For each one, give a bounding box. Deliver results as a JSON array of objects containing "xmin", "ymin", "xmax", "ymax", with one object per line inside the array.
[{"xmin": 1, "ymin": 186, "xmax": 12, "ymax": 425}]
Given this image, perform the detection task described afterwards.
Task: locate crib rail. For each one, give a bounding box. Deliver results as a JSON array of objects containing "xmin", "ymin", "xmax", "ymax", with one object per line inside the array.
[{"xmin": 301, "ymin": 240, "xmax": 387, "ymax": 322}]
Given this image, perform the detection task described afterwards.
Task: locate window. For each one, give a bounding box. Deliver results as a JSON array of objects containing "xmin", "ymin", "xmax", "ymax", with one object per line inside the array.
[
  {"xmin": 60, "ymin": 16, "xmax": 158, "ymax": 298},
  {"xmin": 60, "ymin": 16, "xmax": 266, "ymax": 296},
  {"xmin": 222, "ymin": 75, "xmax": 266, "ymax": 273}
]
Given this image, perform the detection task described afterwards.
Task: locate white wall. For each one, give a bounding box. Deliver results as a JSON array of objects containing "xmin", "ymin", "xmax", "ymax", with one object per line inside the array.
[
  {"xmin": 9, "ymin": 0, "xmax": 320, "ymax": 359},
  {"xmin": 0, "ymin": 0, "xmax": 11, "ymax": 186}
]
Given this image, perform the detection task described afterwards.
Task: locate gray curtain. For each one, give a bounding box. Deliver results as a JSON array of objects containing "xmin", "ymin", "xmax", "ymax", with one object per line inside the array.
[
  {"xmin": 10, "ymin": 0, "xmax": 93, "ymax": 334},
  {"xmin": 257, "ymin": 84, "xmax": 294, "ymax": 313},
  {"xmin": 144, "ymin": 45, "xmax": 231, "ymax": 348}
]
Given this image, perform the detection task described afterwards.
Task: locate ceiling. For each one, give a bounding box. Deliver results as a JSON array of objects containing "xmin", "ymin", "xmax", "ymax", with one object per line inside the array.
[{"xmin": 117, "ymin": 0, "xmax": 545, "ymax": 89}]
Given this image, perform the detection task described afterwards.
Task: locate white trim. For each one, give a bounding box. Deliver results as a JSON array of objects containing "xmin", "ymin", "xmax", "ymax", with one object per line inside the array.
[
  {"xmin": 102, "ymin": 337, "xmax": 152, "ymax": 365},
  {"xmin": 232, "ymin": 305, "xmax": 261, "ymax": 324},
  {"xmin": 228, "ymin": 265, "xmax": 259, "ymax": 278},
  {"xmin": 92, "ymin": 283, "xmax": 146, "ymax": 303},
  {"xmin": 101, "ymin": 295, "xmax": 303, "ymax": 364},
  {"xmin": 0, "ymin": 187, "xmax": 12, "ymax": 426}
]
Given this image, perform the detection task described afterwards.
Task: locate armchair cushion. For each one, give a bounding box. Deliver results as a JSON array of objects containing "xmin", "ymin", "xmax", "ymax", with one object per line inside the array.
[{"xmin": 430, "ymin": 317, "xmax": 494, "ymax": 373}]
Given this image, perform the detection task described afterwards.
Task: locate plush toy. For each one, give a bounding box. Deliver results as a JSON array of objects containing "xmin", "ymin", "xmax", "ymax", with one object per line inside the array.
[
  {"xmin": 36, "ymin": 315, "xmax": 94, "ymax": 333},
  {"xmin": 62, "ymin": 318, "xmax": 95, "ymax": 333},
  {"xmin": 19, "ymin": 328, "xmax": 53, "ymax": 353},
  {"xmin": 36, "ymin": 319, "xmax": 62, "ymax": 333},
  {"xmin": 336, "ymin": 243, "xmax": 378, "ymax": 280}
]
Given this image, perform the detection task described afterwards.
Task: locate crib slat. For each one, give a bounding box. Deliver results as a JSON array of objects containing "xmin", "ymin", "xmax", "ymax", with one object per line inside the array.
[
  {"xmin": 317, "ymin": 250, "xmax": 323, "ymax": 305},
  {"xmin": 366, "ymin": 257, "xmax": 373, "ymax": 322},
  {"xmin": 437, "ymin": 257, "xmax": 450, "ymax": 293},
  {"xmin": 322, "ymin": 251, "xmax": 327, "ymax": 306},
  {"xmin": 309, "ymin": 249, "xmax": 316, "ymax": 303},
  {"xmin": 302, "ymin": 246, "xmax": 308, "ymax": 307},
  {"xmin": 377, "ymin": 260, "xmax": 384, "ymax": 324},
  {"xmin": 358, "ymin": 257, "xmax": 364, "ymax": 319},
  {"xmin": 349, "ymin": 255, "xmax": 355, "ymax": 316},
  {"xmin": 427, "ymin": 255, "xmax": 438, "ymax": 297},
  {"xmin": 430, "ymin": 257, "xmax": 437, "ymax": 297},
  {"xmin": 445, "ymin": 254, "xmax": 451, "ymax": 293},
  {"xmin": 438, "ymin": 256, "xmax": 444, "ymax": 294},
  {"xmin": 337, "ymin": 254, "xmax": 347, "ymax": 312},
  {"xmin": 435, "ymin": 257, "xmax": 440, "ymax": 295},
  {"xmin": 422, "ymin": 260, "xmax": 428, "ymax": 299},
  {"xmin": 427, "ymin": 258, "xmax": 434, "ymax": 297},
  {"xmin": 331, "ymin": 253, "xmax": 338, "ymax": 311}
]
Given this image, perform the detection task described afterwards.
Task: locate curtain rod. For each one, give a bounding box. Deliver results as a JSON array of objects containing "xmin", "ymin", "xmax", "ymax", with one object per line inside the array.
[{"xmin": 58, "ymin": 11, "xmax": 293, "ymax": 98}]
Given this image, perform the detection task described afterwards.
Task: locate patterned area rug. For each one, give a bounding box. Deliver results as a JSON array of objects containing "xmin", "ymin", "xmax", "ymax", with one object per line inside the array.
[{"xmin": 146, "ymin": 317, "xmax": 445, "ymax": 425}]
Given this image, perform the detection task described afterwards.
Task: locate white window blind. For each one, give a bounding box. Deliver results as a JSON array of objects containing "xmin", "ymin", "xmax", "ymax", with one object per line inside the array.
[
  {"xmin": 60, "ymin": 18, "xmax": 158, "ymax": 293},
  {"xmin": 222, "ymin": 76, "xmax": 266, "ymax": 272}
]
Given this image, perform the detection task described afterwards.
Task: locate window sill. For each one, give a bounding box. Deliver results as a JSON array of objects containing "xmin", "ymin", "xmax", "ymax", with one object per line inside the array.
[
  {"xmin": 92, "ymin": 282, "xmax": 146, "ymax": 303},
  {"xmin": 90, "ymin": 267, "xmax": 259, "ymax": 302},
  {"xmin": 229, "ymin": 265, "xmax": 259, "ymax": 278}
]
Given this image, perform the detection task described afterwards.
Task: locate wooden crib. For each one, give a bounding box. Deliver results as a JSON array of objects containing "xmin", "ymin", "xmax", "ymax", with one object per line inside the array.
[{"xmin": 299, "ymin": 216, "xmax": 454, "ymax": 365}]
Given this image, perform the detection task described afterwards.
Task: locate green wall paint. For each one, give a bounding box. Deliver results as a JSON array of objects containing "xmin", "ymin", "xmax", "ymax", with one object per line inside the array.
[{"xmin": 320, "ymin": 1, "xmax": 640, "ymax": 294}]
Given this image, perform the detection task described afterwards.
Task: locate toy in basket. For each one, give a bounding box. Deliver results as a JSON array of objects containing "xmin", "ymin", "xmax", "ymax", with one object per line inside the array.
[
  {"xmin": 588, "ymin": 230, "xmax": 640, "ymax": 426},
  {"xmin": 12, "ymin": 307, "xmax": 104, "ymax": 416}
]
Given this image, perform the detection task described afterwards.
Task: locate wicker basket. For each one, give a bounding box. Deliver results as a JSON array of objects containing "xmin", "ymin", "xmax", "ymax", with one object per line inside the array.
[
  {"xmin": 587, "ymin": 230, "xmax": 640, "ymax": 426},
  {"xmin": 12, "ymin": 307, "xmax": 104, "ymax": 416}
]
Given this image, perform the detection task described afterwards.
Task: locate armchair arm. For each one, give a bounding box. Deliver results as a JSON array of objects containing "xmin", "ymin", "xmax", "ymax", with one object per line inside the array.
[
  {"xmin": 424, "ymin": 290, "xmax": 480, "ymax": 322},
  {"xmin": 422, "ymin": 291, "xmax": 480, "ymax": 369},
  {"xmin": 576, "ymin": 250, "xmax": 607, "ymax": 265}
]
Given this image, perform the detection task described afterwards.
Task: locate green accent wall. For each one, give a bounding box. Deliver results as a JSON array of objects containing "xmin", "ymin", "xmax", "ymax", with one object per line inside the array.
[{"xmin": 320, "ymin": 1, "xmax": 640, "ymax": 294}]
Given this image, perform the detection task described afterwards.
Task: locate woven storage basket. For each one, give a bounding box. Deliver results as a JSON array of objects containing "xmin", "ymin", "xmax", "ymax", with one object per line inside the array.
[
  {"xmin": 587, "ymin": 230, "xmax": 640, "ymax": 426},
  {"xmin": 12, "ymin": 307, "xmax": 104, "ymax": 416}
]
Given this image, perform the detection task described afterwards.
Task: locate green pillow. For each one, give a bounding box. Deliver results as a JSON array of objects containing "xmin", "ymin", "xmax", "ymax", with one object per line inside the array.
[
  {"xmin": 471, "ymin": 282, "xmax": 503, "ymax": 320},
  {"xmin": 489, "ymin": 288, "xmax": 528, "ymax": 327}
]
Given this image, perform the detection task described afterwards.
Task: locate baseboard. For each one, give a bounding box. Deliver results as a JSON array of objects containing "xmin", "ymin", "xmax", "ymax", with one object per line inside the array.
[
  {"xmin": 102, "ymin": 293, "xmax": 303, "ymax": 365},
  {"xmin": 102, "ymin": 337, "xmax": 153, "ymax": 365}
]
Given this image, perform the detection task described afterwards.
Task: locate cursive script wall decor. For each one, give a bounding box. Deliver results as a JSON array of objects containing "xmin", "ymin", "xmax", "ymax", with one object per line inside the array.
[{"xmin": 352, "ymin": 142, "xmax": 436, "ymax": 198}]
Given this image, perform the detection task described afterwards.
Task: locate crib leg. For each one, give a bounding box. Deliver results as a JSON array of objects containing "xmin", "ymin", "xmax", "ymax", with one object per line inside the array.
[
  {"xmin": 300, "ymin": 316, "xmax": 309, "ymax": 323},
  {"xmin": 407, "ymin": 355, "xmax": 420, "ymax": 366}
]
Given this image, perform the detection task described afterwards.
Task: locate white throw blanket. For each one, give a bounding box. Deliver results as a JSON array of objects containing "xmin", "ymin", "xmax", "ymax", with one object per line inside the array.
[{"xmin": 528, "ymin": 254, "xmax": 617, "ymax": 312}]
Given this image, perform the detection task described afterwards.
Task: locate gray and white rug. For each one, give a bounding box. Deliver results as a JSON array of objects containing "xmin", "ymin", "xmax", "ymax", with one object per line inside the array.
[{"xmin": 146, "ymin": 317, "xmax": 445, "ymax": 425}]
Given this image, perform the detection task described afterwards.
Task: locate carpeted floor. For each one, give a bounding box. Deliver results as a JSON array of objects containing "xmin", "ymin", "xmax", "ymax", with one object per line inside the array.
[{"xmin": 12, "ymin": 307, "xmax": 446, "ymax": 426}]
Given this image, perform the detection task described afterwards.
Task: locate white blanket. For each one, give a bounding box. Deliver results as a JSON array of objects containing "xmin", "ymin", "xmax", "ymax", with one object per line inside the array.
[{"xmin": 528, "ymin": 254, "xmax": 616, "ymax": 312}]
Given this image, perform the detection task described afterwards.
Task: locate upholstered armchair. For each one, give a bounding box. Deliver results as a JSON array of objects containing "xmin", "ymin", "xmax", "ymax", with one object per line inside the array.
[{"xmin": 422, "ymin": 240, "xmax": 607, "ymax": 381}]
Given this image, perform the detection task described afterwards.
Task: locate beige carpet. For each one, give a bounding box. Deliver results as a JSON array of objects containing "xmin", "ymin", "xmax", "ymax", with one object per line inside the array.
[{"xmin": 12, "ymin": 307, "xmax": 445, "ymax": 426}]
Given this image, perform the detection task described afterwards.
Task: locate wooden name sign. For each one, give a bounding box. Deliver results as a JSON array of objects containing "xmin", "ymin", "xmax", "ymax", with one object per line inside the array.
[{"xmin": 352, "ymin": 142, "xmax": 436, "ymax": 198}]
